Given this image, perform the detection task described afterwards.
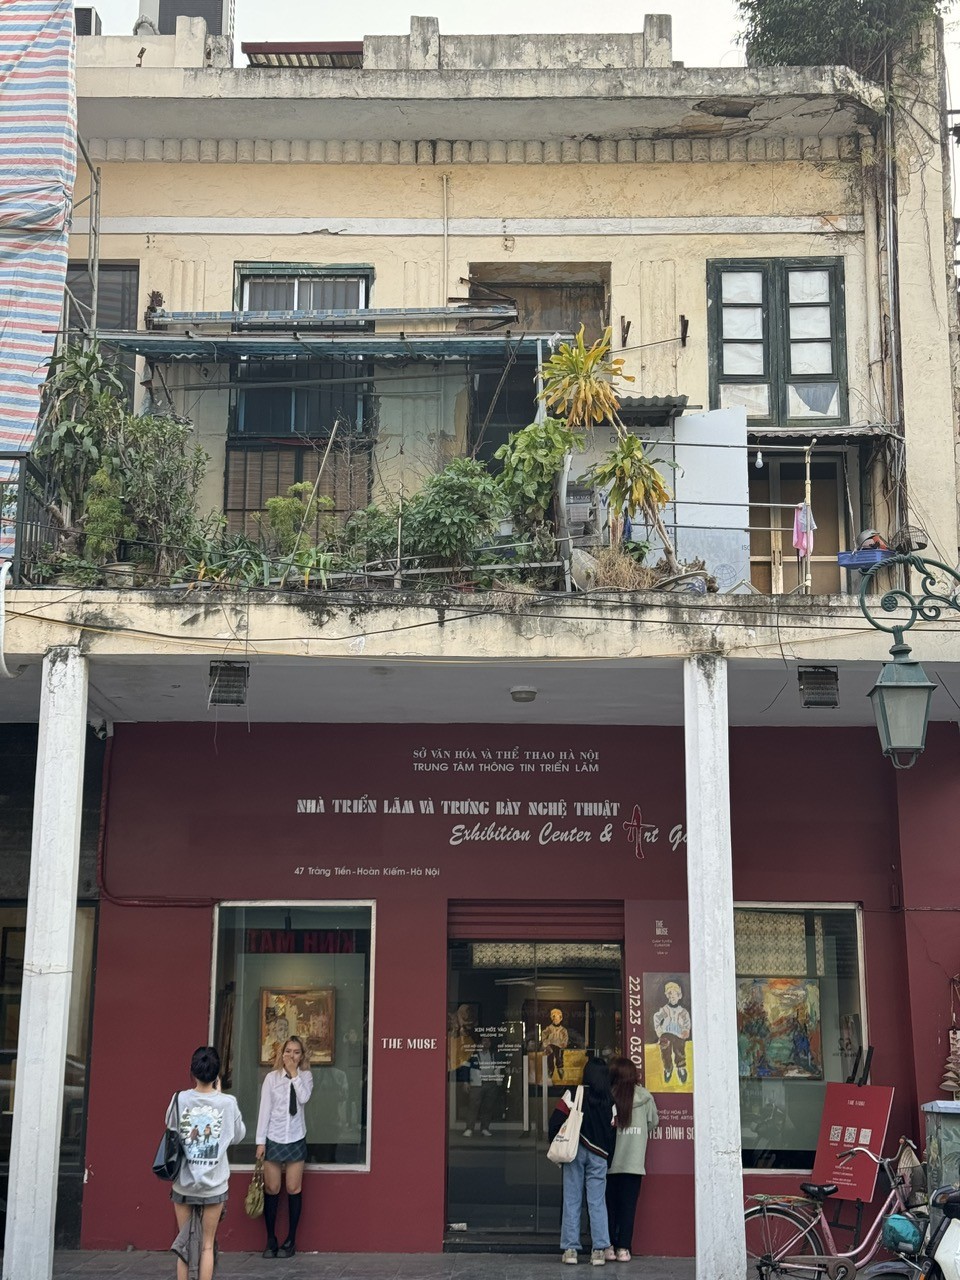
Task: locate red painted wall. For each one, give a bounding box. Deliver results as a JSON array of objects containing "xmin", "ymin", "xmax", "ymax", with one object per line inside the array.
[
  {"xmin": 81, "ymin": 721, "xmax": 923, "ymax": 1255},
  {"xmin": 893, "ymin": 723, "xmax": 960, "ymax": 1119}
]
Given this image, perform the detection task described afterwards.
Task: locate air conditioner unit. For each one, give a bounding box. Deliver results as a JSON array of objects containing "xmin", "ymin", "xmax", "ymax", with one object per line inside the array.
[{"xmin": 74, "ymin": 6, "xmax": 102, "ymax": 35}]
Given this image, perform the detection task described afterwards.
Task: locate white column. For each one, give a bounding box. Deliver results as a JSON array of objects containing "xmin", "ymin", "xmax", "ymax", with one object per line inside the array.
[
  {"xmin": 684, "ymin": 653, "xmax": 745, "ymax": 1280},
  {"xmin": 3, "ymin": 647, "xmax": 88, "ymax": 1280}
]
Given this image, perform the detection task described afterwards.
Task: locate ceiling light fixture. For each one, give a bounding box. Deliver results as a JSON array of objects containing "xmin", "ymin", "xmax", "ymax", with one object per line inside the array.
[
  {"xmin": 509, "ymin": 686, "xmax": 538, "ymax": 704},
  {"xmin": 208, "ymin": 661, "xmax": 249, "ymax": 708}
]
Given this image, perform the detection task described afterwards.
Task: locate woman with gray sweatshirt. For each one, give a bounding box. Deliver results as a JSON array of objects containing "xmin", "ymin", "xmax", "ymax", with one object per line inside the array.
[
  {"xmin": 603, "ymin": 1057, "xmax": 658, "ymax": 1262},
  {"xmin": 165, "ymin": 1045, "xmax": 246, "ymax": 1280}
]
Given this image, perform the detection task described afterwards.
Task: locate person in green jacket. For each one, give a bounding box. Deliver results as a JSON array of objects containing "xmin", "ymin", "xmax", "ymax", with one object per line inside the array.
[{"xmin": 603, "ymin": 1057, "xmax": 658, "ymax": 1262}]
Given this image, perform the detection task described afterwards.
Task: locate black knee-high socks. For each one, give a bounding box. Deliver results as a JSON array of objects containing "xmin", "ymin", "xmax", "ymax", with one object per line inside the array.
[
  {"xmin": 264, "ymin": 1192, "xmax": 280, "ymax": 1248},
  {"xmin": 285, "ymin": 1191, "xmax": 302, "ymax": 1247}
]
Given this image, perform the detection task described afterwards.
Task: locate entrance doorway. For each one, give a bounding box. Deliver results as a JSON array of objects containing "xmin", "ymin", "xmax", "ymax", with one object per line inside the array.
[{"xmin": 446, "ymin": 939, "xmax": 623, "ymax": 1244}]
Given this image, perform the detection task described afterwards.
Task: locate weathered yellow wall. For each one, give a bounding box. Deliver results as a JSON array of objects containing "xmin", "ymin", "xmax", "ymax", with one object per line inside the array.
[
  {"xmin": 71, "ymin": 155, "xmax": 880, "ymax": 519},
  {"xmin": 84, "ymin": 159, "xmax": 861, "ymax": 221}
]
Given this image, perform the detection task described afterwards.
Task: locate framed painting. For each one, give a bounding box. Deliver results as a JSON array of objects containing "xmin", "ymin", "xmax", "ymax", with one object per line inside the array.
[
  {"xmin": 260, "ymin": 987, "xmax": 335, "ymax": 1067},
  {"xmin": 736, "ymin": 976, "xmax": 822, "ymax": 1080},
  {"xmin": 522, "ymin": 999, "xmax": 589, "ymax": 1087},
  {"xmin": 643, "ymin": 973, "xmax": 693, "ymax": 1094}
]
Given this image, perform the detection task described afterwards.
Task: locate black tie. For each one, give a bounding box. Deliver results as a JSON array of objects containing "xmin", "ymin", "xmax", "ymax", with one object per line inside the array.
[{"xmin": 289, "ymin": 1081, "xmax": 297, "ymax": 1116}]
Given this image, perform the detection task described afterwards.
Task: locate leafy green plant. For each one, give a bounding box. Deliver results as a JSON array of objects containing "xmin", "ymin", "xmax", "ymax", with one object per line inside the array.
[
  {"xmin": 258, "ymin": 483, "xmax": 336, "ymax": 556},
  {"xmin": 537, "ymin": 326, "xmax": 679, "ymax": 573},
  {"xmin": 622, "ymin": 537, "xmax": 655, "ymax": 565},
  {"xmin": 110, "ymin": 413, "xmax": 207, "ymax": 578},
  {"xmin": 494, "ymin": 418, "xmax": 583, "ymax": 529},
  {"xmin": 340, "ymin": 503, "xmax": 402, "ymax": 568},
  {"xmin": 736, "ymin": 0, "xmax": 940, "ymax": 80},
  {"xmin": 35, "ymin": 343, "xmax": 209, "ymax": 582},
  {"xmin": 538, "ymin": 327, "xmax": 633, "ymax": 430},
  {"xmin": 35, "ymin": 344, "xmax": 126, "ymax": 537},
  {"xmin": 45, "ymin": 553, "xmax": 103, "ymax": 587},
  {"xmin": 83, "ymin": 468, "xmax": 137, "ymax": 564},
  {"xmin": 581, "ymin": 434, "xmax": 681, "ymax": 573},
  {"xmin": 404, "ymin": 457, "xmax": 504, "ymax": 573},
  {"xmin": 179, "ymin": 518, "xmax": 331, "ymax": 590}
]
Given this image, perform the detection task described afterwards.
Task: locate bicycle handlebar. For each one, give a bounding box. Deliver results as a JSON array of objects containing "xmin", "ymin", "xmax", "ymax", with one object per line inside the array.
[
  {"xmin": 837, "ymin": 1136, "xmax": 916, "ymax": 1169},
  {"xmin": 838, "ymin": 1146, "xmax": 880, "ymax": 1164}
]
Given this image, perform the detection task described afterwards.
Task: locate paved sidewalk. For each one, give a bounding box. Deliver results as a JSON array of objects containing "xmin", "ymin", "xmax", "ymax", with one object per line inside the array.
[{"xmin": 52, "ymin": 1251, "xmax": 696, "ymax": 1279}]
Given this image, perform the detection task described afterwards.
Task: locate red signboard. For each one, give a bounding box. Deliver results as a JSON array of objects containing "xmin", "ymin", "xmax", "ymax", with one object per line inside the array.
[{"xmin": 811, "ymin": 1082, "xmax": 895, "ymax": 1201}]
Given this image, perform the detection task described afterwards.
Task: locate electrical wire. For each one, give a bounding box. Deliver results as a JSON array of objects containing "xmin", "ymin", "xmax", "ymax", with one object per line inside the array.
[{"xmin": 0, "ymin": 597, "xmax": 936, "ymax": 656}]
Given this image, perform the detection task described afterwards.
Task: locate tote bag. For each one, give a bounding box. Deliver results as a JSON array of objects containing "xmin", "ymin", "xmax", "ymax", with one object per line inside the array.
[
  {"xmin": 547, "ymin": 1085, "xmax": 584, "ymax": 1165},
  {"xmin": 152, "ymin": 1093, "xmax": 183, "ymax": 1182},
  {"xmin": 244, "ymin": 1156, "xmax": 265, "ymax": 1218}
]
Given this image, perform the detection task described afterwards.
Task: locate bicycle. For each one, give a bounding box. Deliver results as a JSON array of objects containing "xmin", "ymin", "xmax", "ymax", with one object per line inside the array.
[{"xmin": 743, "ymin": 1136, "xmax": 923, "ymax": 1279}]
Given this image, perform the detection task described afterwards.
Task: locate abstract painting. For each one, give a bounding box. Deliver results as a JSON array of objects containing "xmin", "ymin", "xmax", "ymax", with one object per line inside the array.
[{"xmin": 737, "ymin": 977, "xmax": 822, "ymax": 1080}]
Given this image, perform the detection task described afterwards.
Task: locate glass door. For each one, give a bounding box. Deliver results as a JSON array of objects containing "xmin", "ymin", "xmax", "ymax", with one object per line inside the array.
[{"xmin": 446, "ymin": 940, "xmax": 622, "ymax": 1242}]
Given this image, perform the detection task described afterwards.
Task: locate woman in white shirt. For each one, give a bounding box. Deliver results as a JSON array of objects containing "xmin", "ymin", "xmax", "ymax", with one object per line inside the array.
[{"xmin": 256, "ymin": 1036, "xmax": 313, "ymax": 1259}]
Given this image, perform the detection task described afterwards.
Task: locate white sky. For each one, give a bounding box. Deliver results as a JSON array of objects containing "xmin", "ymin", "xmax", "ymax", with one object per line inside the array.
[
  {"xmin": 78, "ymin": 0, "xmax": 960, "ymax": 214},
  {"xmin": 83, "ymin": 0, "xmax": 747, "ymax": 67}
]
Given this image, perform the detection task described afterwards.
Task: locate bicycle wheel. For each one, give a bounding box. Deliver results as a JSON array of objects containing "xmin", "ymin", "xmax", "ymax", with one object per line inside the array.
[{"xmin": 744, "ymin": 1204, "xmax": 827, "ymax": 1280}]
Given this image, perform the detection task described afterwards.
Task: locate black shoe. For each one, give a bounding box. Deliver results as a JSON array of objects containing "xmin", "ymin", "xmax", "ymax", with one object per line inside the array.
[
  {"xmin": 262, "ymin": 1243, "xmax": 278, "ymax": 1258},
  {"xmin": 278, "ymin": 1241, "xmax": 297, "ymax": 1259},
  {"xmin": 664, "ymin": 1067, "xmax": 673, "ymax": 1083},
  {"xmin": 677, "ymin": 1066, "xmax": 688, "ymax": 1084}
]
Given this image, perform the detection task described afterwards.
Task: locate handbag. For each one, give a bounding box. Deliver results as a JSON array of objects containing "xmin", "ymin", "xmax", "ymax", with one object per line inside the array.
[
  {"xmin": 547, "ymin": 1085, "xmax": 584, "ymax": 1165},
  {"xmin": 152, "ymin": 1092, "xmax": 183, "ymax": 1182},
  {"xmin": 244, "ymin": 1156, "xmax": 265, "ymax": 1218}
]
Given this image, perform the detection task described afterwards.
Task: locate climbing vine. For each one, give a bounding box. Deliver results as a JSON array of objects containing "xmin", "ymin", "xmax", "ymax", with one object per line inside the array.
[{"xmin": 736, "ymin": 0, "xmax": 945, "ymax": 81}]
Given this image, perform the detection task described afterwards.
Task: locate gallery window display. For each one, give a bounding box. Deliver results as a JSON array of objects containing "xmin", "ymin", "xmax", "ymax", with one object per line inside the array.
[
  {"xmin": 213, "ymin": 903, "xmax": 372, "ymax": 1167},
  {"xmin": 735, "ymin": 906, "xmax": 863, "ymax": 1170}
]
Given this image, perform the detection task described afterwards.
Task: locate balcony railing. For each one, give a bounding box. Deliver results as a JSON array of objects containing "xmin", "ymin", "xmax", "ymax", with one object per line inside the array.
[{"xmin": 0, "ymin": 454, "xmax": 59, "ymax": 584}]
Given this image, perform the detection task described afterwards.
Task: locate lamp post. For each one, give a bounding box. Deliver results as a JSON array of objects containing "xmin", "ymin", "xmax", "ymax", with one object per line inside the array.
[{"xmin": 859, "ymin": 554, "xmax": 948, "ymax": 768}]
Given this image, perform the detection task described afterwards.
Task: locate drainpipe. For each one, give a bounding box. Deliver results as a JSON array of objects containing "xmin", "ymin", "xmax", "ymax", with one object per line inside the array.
[
  {"xmin": 441, "ymin": 173, "xmax": 450, "ymax": 306},
  {"xmin": 883, "ymin": 101, "xmax": 904, "ymax": 433},
  {"xmin": 860, "ymin": 139, "xmax": 884, "ymax": 417}
]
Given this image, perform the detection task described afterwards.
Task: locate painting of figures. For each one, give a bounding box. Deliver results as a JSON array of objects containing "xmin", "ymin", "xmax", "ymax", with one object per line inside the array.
[{"xmin": 736, "ymin": 977, "xmax": 822, "ymax": 1080}]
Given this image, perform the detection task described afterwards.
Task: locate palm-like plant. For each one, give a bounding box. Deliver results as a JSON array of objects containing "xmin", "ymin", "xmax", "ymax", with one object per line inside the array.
[
  {"xmin": 538, "ymin": 326, "xmax": 632, "ymax": 430},
  {"xmin": 540, "ymin": 327, "xmax": 680, "ymax": 572},
  {"xmin": 583, "ymin": 435, "xmax": 680, "ymax": 574}
]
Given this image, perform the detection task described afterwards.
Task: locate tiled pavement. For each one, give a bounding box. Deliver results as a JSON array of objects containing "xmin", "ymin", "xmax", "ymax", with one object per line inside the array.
[{"xmin": 51, "ymin": 1251, "xmax": 696, "ymax": 1279}]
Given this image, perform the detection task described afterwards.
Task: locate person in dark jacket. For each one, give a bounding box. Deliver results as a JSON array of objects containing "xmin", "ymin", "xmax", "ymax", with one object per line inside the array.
[{"xmin": 549, "ymin": 1055, "xmax": 616, "ymax": 1266}]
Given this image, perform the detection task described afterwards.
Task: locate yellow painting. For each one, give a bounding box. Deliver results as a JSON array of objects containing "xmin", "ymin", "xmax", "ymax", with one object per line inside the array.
[{"xmin": 644, "ymin": 1042, "xmax": 696, "ymax": 1094}]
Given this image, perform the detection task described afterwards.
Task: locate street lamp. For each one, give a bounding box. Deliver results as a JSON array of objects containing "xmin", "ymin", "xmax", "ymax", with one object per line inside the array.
[{"xmin": 859, "ymin": 555, "xmax": 949, "ymax": 768}]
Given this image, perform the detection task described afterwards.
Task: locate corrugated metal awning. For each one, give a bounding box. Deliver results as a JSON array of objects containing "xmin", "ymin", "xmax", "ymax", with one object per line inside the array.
[
  {"xmin": 241, "ymin": 42, "xmax": 363, "ymax": 69},
  {"xmin": 94, "ymin": 331, "xmax": 563, "ymax": 360},
  {"xmin": 747, "ymin": 423, "xmax": 893, "ymax": 442},
  {"xmin": 149, "ymin": 303, "xmax": 518, "ymax": 327}
]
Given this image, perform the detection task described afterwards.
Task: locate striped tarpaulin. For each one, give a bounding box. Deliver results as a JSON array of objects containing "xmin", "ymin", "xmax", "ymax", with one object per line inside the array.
[{"xmin": 0, "ymin": 0, "xmax": 76, "ymax": 558}]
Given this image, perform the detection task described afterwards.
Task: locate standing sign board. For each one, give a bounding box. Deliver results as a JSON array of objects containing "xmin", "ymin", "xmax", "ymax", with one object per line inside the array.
[{"xmin": 811, "ymin": 1083, "xmax": 895, "ymax": 1201}]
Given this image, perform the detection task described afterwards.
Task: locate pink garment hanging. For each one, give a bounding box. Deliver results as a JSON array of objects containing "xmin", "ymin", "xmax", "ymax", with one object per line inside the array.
[{"xmin": 793, "ymin": 503, "xmax": 817, "ymax": 557}]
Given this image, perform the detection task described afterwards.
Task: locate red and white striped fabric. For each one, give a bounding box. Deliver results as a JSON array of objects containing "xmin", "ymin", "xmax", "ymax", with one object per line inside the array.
[{"xmin": 0, "ymin": 0, "xmax": 76, "ymax": 556}]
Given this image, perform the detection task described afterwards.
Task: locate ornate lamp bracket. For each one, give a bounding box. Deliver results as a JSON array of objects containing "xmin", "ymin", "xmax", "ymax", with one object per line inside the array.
[{"xmin": 858, "ymin": 553, "xmax": 960, "ymax": 649}]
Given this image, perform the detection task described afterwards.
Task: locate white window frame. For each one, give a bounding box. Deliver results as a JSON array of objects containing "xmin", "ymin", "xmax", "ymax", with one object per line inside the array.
[
  {"xmin": 210, "ymin": 898, "xmax": 376, "ymax": 1173},
  {"xmin": 240, "ymin": 273, "xmax": 369, "ymax": 314}
]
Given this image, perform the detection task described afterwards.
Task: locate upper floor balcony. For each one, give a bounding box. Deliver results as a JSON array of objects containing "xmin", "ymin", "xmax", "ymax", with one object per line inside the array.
[{"xmin": 1, "ymin": 252, "xmax": 906, "ymax": 601}]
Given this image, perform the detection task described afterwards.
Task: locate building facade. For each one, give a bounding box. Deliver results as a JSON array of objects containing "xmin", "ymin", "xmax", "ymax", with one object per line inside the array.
[{"xmin": 2, "ymin": 11, "xmax": 960, "ymax": 1279}]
